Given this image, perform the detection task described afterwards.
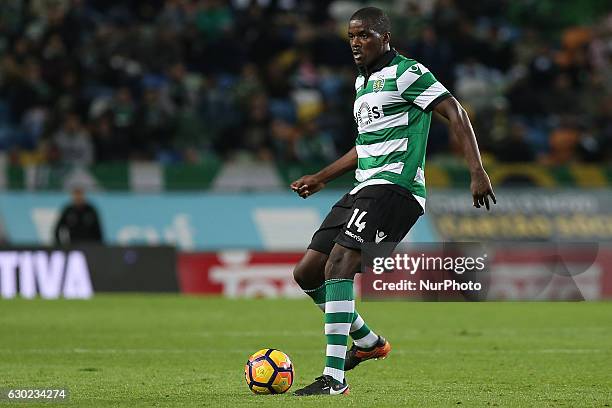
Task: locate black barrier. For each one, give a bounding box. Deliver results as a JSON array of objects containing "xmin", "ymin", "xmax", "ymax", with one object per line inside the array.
[{"xmin": 0, "ymin": 246, "xmax": 178, "ymax": 299}]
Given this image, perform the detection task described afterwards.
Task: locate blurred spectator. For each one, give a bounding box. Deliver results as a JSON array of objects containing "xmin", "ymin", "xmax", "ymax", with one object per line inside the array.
[
  {"xmin": 540, "ymin": 125, "xmax": 581, "ymax": 165},
  {"xmin": 237, "ymin": 92, "xmax": 273, "ymax": 160},
  {"xmin": 270, "ymin": 119, "xmax": 299, "ymax": 161},
  {"xmin": 496, "ymin": 122, "xmax": 536, "ymax": 163},
  {"xmin": 407, "ymin": 26, "xmax": 454, "ymax": 88},
  {"xmin": 53, "ymin": 112, "xmax": 94, "ymax": 165},
  {"xmin": 91, "ymin": 113, "xmax": 128, "ymax": 162},
  {"xmin": 134, "ymin": 87, "xmax": 176, "ymax": 159},
  {"xmin": 162, "ymin": 62, "xmax": 194, "ymax": 111},
  {"xmin": 54, "ymin": 187, "xmax": 103, "ymax": 245},
  {"xmin": 295, "ymin": 120, "xmax": 337, "ymax": 164}
]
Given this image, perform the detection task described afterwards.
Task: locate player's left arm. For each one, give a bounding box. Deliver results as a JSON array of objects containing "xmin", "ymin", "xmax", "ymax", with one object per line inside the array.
[{"xmin": 433, "ymin": 96, "xmax": 496, "ymax": 210}]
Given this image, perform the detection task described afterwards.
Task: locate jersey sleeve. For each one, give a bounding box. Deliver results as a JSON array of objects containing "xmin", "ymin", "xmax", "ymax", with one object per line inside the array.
[{"xmin": 396, "ymin": 61, "xmax": 451, "ymax": 111}]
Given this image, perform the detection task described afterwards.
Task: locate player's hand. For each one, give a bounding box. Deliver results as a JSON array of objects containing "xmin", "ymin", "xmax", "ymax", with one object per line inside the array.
[
  {"xmin": 470, "ymin": 168, "xmax": 496, "ymax": 210},
  {"xmin": 290, "ymin": 175, "xmax": 326, "ymax": 199}
]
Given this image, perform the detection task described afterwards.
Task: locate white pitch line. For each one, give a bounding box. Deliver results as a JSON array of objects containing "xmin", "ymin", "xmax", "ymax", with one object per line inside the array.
[{"xmin": 0, "ymin": 348, "xmax": 606, "ymax": 355}]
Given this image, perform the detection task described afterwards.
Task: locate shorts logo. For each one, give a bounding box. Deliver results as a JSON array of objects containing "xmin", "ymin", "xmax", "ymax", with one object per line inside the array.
[
  {"xmin": 375, "ymin": 230, "xmax": 387, "ymax": 244},
  {"xmin": 344, "ymin": 229, "xmax": 364, "ymax": 243},
  {"xmin": 372, "ymin": 76, "xmax": 385, "ymax": 92}
]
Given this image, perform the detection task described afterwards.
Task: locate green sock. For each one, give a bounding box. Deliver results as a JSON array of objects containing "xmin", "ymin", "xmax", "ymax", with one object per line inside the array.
[
  {"xmin": 304, "ymin": 283, "xmax": 378, "ymax": 348},
  {"xmin": 322, "ymin": 279, "xmax": 354, "ymax": 383},
  {"xmin": 350, "ymin": 312, "xmax": 379, "ymax": 348},
  {"xmin": 303, "ymin": 283, "xmax": 326, "ymax": 311}
]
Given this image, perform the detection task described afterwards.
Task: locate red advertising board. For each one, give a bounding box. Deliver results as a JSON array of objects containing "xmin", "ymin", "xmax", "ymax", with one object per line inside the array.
[{"xmin": 178, "ymin": 251, "xmax": 304, "ymax": 297}]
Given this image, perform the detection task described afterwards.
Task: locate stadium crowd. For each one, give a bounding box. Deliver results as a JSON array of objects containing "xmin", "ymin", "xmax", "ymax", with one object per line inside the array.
[{"xmin": 0, "ymin": 0, "xmax": 611, "ymax": 167}]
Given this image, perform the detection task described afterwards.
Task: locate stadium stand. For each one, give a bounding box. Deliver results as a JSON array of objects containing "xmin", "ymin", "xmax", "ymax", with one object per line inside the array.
[{"xmin": 0, "ymin": 0, "xmax": 610, "ymax": 185}]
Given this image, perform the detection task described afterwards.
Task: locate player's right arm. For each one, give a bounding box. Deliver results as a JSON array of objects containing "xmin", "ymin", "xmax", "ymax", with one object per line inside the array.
[{"xmin": 290, "ymin": 147, "xmax": 357, "ymax": 198}]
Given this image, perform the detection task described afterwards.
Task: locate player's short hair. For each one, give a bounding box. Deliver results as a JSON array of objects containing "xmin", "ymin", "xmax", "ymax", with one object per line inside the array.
[{"xmin": 350, "ymin": 7, "xmax": 391, "ymax": 35}]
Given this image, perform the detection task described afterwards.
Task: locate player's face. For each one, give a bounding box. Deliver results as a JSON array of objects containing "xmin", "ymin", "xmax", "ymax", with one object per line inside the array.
[{"xmin": 348, "ymin": 19, "xmax": 388, "ymax": 67}]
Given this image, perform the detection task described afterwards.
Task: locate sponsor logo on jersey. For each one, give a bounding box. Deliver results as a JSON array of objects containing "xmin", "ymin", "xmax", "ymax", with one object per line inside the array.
[
  {"xmin": 356, "ymin": 102, "xmax": 372, "ymax": 127},
  {"xmin": 355, "ymin": 102, "xmax": 382, "ymax": 128}
]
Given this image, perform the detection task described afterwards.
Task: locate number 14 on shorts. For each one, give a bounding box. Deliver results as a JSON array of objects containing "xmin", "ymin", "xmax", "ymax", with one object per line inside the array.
[{"xmin": 347, "ymin": 209, "xmax": 367, "ymax": 232}]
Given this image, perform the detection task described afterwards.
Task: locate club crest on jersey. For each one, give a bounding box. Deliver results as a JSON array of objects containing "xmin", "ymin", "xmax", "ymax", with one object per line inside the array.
[{"xmin": 372, "ymin": 76, "xmax": 385, "ymax": 92}]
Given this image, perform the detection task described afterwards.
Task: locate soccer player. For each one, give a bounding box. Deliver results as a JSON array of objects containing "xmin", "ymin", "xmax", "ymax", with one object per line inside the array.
[{"xmin": 291, "ymin": 7, "xmax": 496, "ymax": 396}]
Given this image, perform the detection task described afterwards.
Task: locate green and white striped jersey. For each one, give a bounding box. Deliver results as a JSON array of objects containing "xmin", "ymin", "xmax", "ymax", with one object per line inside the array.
[{"xmin": 351, "ymin": 51, "xmax": 450, "ymax": 210}]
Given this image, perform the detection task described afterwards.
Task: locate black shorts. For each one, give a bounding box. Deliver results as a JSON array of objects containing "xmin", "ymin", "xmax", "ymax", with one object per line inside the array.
[{"xmin": 308, "ymin": 184, "xmax": 424, "ymax": 255}]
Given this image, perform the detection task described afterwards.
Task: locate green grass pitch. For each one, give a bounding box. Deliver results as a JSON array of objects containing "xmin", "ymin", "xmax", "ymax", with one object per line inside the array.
[{"xmin": 1, "ymin": 295, "xmax": 611, "ymax": 407}]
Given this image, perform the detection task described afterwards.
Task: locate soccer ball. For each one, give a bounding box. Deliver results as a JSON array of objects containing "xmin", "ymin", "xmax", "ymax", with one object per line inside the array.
[{"xmin": 244, "ymin": 348, "xmax": 294, "ymax": 394}]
